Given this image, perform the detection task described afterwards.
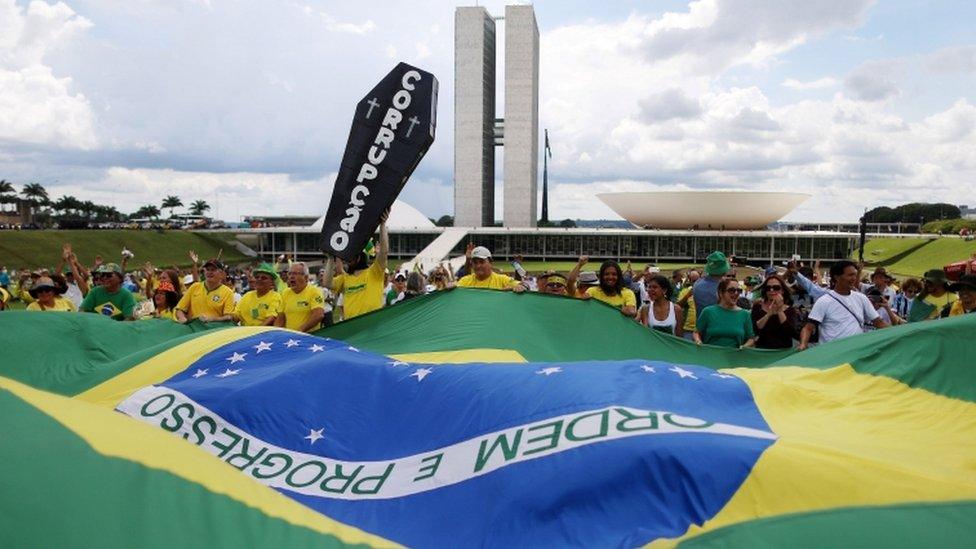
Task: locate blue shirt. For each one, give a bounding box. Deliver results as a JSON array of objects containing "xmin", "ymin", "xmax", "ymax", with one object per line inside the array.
[
  {"xmin": 793, "ymin": 271, "xmax": 827, "ymax": 301},
  {"xmin": 0, "ymin": 271, "xmax": 9, "ymax": 286},
  {"xmin": 693, "ymin": 276, "xmax": 721, "ymax": 321}
]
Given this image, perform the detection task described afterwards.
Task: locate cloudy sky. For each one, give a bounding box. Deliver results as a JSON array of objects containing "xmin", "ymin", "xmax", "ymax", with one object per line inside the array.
[{"xmin": 2, "ymin": 0, "xmax": 975, "ymax": 223}]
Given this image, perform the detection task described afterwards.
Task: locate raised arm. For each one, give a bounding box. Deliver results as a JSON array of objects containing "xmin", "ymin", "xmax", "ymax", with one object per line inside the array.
[
  {"xmin": 321, "ymin": 256, "xmax": 336, "ymax": 291},
  {"xmin": 188, "ymin": 250, "xmax": 200, "ymax": 283},
  {"xmin": 566, "ymin": 255, "xmax": 588, "ymax": 296},
  {"xmin": 376, "ymin": 210, "xmax": 390, "ymax": 272}
]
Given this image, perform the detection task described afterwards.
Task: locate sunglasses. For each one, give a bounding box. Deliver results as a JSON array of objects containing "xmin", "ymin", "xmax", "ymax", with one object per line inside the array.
[
  {"xmin": 725, "ymin": 288, "xmax": 742, "ymax": 294},
  {"xmin": 765, "ymin": 285, "xmax": 783, "ymax": 291},
  {"xmin": 37, "ymin": 288, "xmax": 56, "ymax": 294},
  {"xmin": 546, "ymin": 282, "xmax": 566, "ymax": 289}
]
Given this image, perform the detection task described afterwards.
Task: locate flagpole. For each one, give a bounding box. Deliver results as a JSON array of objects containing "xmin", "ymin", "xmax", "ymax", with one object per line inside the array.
[{"xmin": 541, "ymin": 129, "xmax": 549, "ymax": 224}]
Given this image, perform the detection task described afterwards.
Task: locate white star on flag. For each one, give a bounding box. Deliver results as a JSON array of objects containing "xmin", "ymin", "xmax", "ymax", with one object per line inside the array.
[
  {"xmin": 347, "ymin": 346, "xmax": 360, "ymax": 352},
  {"xmin": 216, "ymin": 368, "xmax": 241, "ymax": 378},
  {"xmin": 253, "ymin": 341, "xmax": 273, "ymax": 353},
  {"xmin": 410, "ymin": 368, "xmax": 433, "ymax": 382},
  {"xmin": 191, "ymin": 368, "xmax": 208, "ymax": 378},
  {"xmin": 285, "ymin": 339, "xmax": 301, "ymax": 348},
  {"xmin": 536, "ymin": 367, "xmax": 562, "ymax": 376},
  {"xmin": 641, "ymin": 365, "xmax": 656, "ymax": 373},
  {"xmin": 309, "ymin": 344, "xmax": 325, "ymax": 353},
  {"xmin": 712, "ymin": 373, "xmax": 736, "ymax": 379},
  {"xmin": 304, "ymin": 428, "xmax": 325, "ymax": 445},
  {"xmin": 227, "ymin": 352, "xmax": 247, "ymax": 364},
  {"xmin": 669, "ymin": 366, "xmax": 697, "ymax": 380},
  {"xmin": 388, "ymin": 360, "xmax": 409, "ymax": 367}
]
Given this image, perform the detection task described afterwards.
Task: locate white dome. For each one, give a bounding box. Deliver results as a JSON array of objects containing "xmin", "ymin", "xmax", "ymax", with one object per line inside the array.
[
  {"xmin": 310, "ymin": 199, "xmax": 434, "ymax": 231},
  {"xmin": 597, "ymin": 191, "xmax": 810, "ymax": 230}
]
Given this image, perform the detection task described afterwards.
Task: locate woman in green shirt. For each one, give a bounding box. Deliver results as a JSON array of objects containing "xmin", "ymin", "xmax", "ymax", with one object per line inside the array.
[{"xmin": 694, "ymin": 278, "xmax": 756, "ymax": 349}]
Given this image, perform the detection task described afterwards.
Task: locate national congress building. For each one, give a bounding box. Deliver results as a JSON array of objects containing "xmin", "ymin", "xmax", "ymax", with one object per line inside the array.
[{"xmin": 455, "ymin": 5, "xmax": 539, "ymax": 228}]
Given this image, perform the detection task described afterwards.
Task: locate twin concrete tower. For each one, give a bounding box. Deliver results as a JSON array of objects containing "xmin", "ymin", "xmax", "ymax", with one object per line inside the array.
[{"xmin": 454, "ymin": 5, "xmax": 539, "ymax": 228}]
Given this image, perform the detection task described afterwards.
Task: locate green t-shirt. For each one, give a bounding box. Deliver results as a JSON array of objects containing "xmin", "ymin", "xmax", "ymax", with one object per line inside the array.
[
  {"xmin": 696, "ymin": 305, "xmax": 754, "ymax": 348},
  {"xmin": 80, "ymin": 286, "xmax": 137, "ymax": 320}
]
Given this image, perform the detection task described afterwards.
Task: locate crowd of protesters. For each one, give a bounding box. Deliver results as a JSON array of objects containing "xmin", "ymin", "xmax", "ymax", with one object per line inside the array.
[{"xmin": 3, "ymin": 219, "xmax": 974, "ymax": 349}]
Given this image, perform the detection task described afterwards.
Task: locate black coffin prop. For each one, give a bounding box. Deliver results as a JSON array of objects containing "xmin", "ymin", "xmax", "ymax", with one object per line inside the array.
[{"xmin": 320, "ymin": 63, "xmax": 438, "ymax": 261}]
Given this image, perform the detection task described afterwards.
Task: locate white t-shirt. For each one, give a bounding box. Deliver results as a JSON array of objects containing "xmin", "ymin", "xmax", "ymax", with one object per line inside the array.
[
  {"xmin": 859, "ymin": 283, "xmax": 896, "ymax": 303},
  {"xmin": 64, "ymin": 282, "xmax": 84, "ymax": 309},
  {"xmin": 808, "ymin": 290, "xmax": 880, "ymax": 343}
]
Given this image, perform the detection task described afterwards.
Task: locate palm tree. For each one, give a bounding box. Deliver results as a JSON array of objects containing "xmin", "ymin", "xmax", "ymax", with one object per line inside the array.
[
  {"xmin": 162, "ymin": 195, "xmax": 183, "ymax": 219},
  {"xmin": 144, "ymin": 204, "xmax": 161, "ymax": 219},
  {"xmin": 20, "ymin": 182, "xmax": 49, "ymax": 224},
  {"xmin": 52, "ymin": 195, "xmax": 74, "ymax": 217},
  {"xmin": 80, "ymin": 200, "xmax": 96, "ymax": 220},
  {"xmin": 189, "ymin": 199, "xmax": 211, "ymax": 216},
  {"xmin": 0, "ymin": 180, "xmax": 15, "ymax": 212}
]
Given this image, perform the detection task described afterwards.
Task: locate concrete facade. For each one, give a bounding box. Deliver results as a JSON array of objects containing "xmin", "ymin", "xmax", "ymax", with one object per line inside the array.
[
  {"xmin": 453, "ymin": 4, "xmax": 539, "ymax": 228},
  {"xmin": 502, "ymin": 5, "xmax": 539, "ymax": 228},
  {"xmin": 453, "ymin": 7, "xmax": 496, "ymax": 228}
]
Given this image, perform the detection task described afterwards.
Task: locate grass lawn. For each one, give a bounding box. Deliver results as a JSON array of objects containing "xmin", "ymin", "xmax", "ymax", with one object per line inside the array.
[
  {"xmin": 0, "ymin": 230, "xmax": 249, "ymax": 270},
  {"xmin": 859, "ymin": 237, "xmax": 976, "ymax": 277}
]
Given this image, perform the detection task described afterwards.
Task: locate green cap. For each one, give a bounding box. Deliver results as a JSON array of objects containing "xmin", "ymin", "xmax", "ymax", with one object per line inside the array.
[
  {"xmin": 704, "ymin": 251, "xmax": 730, "ymax": 276},
  {"xmin": 253, "ymin": 262, "xmax": 277, "ymax": 277},
  {"xmin": 96, "ymin": 263, "xmax": 123, "ymax": 275},
  {"xmin": 923, "ymin": 269, "xmax": 947, "ymax": 283},
  {"xmin": 744, "ymin": 275, "xmax": 761, "ymax": 286}
]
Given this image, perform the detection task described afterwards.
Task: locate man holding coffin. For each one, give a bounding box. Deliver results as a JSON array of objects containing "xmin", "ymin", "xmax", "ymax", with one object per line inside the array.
[{"xmin": 323, "ymin": 209, "xmax": 390, "ymax": 321}]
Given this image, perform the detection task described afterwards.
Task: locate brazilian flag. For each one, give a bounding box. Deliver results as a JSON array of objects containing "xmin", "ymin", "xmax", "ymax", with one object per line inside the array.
[{"xmin": 1, "ymin": 289, "xmax": 974, "ymax": 547}]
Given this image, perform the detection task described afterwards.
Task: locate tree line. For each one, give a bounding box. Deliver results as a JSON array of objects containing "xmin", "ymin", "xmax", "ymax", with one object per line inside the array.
[
  {"xmin": 0, "ymin": 180, "xmax": 212, "ymax": 226},
  {"xmin": 863, "ymin": 202, "xmax": 961, "ymax": 224}
]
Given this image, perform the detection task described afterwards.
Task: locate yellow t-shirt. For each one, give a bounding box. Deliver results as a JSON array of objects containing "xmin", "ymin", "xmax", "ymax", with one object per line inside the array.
[
  {"xmin": 457, "ymin": 272, "xmax": 520, "ymax": 290},
  {"xmin": 281, "ymin": 284, "xmax": 325, "ymax": 331},
  {"xmin": 333, "ymin": 262, "xmax": 385, "ymax": 320},
  {"xmin": 235, "ymin": 290, "xmax": 283, "ymax": 327},
  {"xmin": 175, "ymin": 282, "xmax": 235, "ymax": 320},
  {"xmin": 18, "ymin": 287, "xmax": 35, "ymax": 304},
  {"xmin": 140, "ymin": 308, "xmax": 176, "ymax": 321},
  {"xmin": 923, "ymin": 292, "xmax": 957, "ymax": 319},
  {"xmin": 26, "ymin": 297, "xmax": 76, "ymax": 312},
  {"xmin": 679, "ymin": 287, "xmax": 697, "ymax": 331},
  {"xmin": 0, "ymin": 287, "xmax": 10, "ymax": 305},
  {"xmin": 586, "ymin": 286, "xmax": 637, "ymax": 309}
]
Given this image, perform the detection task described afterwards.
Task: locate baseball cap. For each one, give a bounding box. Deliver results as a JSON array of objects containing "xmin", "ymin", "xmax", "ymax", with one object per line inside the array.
[
  {"xmin": 871, "ymin": 267, "xmax": 894, "ymax": 281},
  {"xmin": 923, "ymin": 269, "xmax": 948, "ymax": 284},
  {"xmin": 471, "ymin": 246, "xmax": 492, "ymax": 260},
  {"xmin": 545, "ymin": 274, "xmax": 568, "ymax": 286},
  {"xmin": 252, "ymin": 262, "xmax": 276, "ymax": 277},
  {"xmin": 96, "ymin": 263, "xmax": 123, "ymax": 275},
  {"xmin": 203, "ymin": 258, "xmax": 226, "ymax": 271},
  {"xmin": 394, "ymin": 272, "xmax": 407, "ymax": 281}
]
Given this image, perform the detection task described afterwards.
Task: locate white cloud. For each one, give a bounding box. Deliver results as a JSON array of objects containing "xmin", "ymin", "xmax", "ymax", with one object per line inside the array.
[
  {"xmin": 782, "ymin": 77, "xmax": 839, "ymax": 90},
  {"xmin": 1, "ymin": 1, "xmax": 973, "ymax": 226},
  {"xmin": 844, "ymin": 59, "xmax": 902, "ymax": 101},
  {"xmin": 50, "ymin": 167, "xmax": 338, "ymax": 221},
  {"xmin": 0, "ymin": 0, "xmax": 97, "ymax": 149},
  {"xmin": 638, "ymin": 88, "xmax": 702, "ymax": 122},
  {"xmin": 298, "ymin": 3, "xmax": 375, "ymax": 34},
  {"xmin": 540, "ymin": 8, "xmax": 976, "ymax": 222},
  {"xmin": 637, "ymin": 0, "xmax": 875, "ymax": 73}
]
